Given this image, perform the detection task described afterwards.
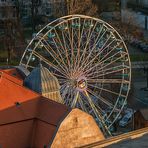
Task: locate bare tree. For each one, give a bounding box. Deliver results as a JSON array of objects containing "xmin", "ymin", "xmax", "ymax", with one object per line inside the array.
[
  {"xmin": 53, "ymin": 1, "xmax": 67, "ymax": 18},
  {"xmin": 31, "ymin": 0, "xmax": 42, "ymax": 32},
  {"xmin": 66, "ymin": 0, "xmax": 98, "ymax": 17},
  {"xmin": 110, "ymin": 10, "xmax": 142, "ymax": 43},
  {"xmin": 1, "ymin": 1, "xmax": 26, "ymax": 64},
  {"xmin": 4, "ymin": 20, "xmax": 15, "ymax": 63}
]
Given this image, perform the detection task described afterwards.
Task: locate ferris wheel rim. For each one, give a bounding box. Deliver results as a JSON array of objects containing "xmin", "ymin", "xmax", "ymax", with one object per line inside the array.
[{"xmin": 20, "ymin": 15, "xmax": 131, "ymax": 136}]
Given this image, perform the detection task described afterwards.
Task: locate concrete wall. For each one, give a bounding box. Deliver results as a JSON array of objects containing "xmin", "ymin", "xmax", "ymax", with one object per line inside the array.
[
  {"xmin": 51, "ymin": 109, "xmax": 105, "ymax": 148},
  {"xmin": 0, "ymin": 120, "xmax": 34, "ymax": 148}
]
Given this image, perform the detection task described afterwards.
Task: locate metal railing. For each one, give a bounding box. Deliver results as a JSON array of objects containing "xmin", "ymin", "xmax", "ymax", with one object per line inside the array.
[{"xmin": 78, "ymin": 127, "xmax": 148, "ymax": 148}]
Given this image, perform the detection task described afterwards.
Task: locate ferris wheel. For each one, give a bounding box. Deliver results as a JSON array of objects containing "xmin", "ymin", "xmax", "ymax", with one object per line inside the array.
[{"xmin": 20, "ymin": 15, "xmax": 131, "ymax": 136}]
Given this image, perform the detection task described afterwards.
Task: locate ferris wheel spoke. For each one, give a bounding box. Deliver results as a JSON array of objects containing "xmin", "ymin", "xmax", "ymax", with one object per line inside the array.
[
  {"xmin": 61, "ymin": 85, "xmax": 70, "ymax": 105},
  {"xmin": 70, "ymin": 19, "xmax": 75, "ymax": 69},
  {"xmin": 108, "ymin": 99, "xmax": 127, "ymax": 129},
  {"xmin": 99, "ymin": 32, "xmax": 114, "ymax": 50},
  {"xmin": 58, "ymin": 79, "xmax": 69, "ymax": 85},
  {"xmin": 98, "ymin": 41, "xmax": 122, "ymax": 63},
  {"xmin": 90, "ymin": 89, "xmax": 120, "ymax": 113},
  {"xmin": 60, "ymin": 82, "xmax": 68, "ymax": 93},
  {"xmin": 79, "ymin": 24, "xmax": 104, "ymax": 69},
  {"xmin": 76, "ymin": 18, "xmax": 87, "ymax": 68},
  {"xmin": 84, "ymin": 51, "xmax": 127, "ymax": 75},
  {"xmin": 87, "ymin": 78, "xmax": 129, "ymax": 84},
  {"xmin": 88, "ymin": 67, "xmax": 129, "ymax": 79},
  {"xmin": 80, "ymin": 37, "xmax": 116, "ymax": 72},
  {"xmin": 105, "ymin": 94, "xmax": 125, "ymax": 122},
  {"xmin": 71, "ymin": 91, "xmax": 79, "ymax": 108},
  {"xmin": 60, "ymin": 30, "xmax": 73, "ymax": 70},
  {"xmin": 86, "ymin": 88, "xmax": 114, "ymax": 108},
  {"xmin": 67, "ymin": 87, "xmax": 74, "ymax": 106},
  {"xmin": 97, "ymin": 53, "xmax": 128, "ymax": 73},
  {"xmin": 97, "ymin": 51, "xmax": 126, "ymax": 68},
  {"xmin": 41, "ymin": 38, "xmax": 69, "ymax": 69},
  {"xmin": 78, "ymin": 93, "xmax": 88, "ymax": 112},
  {"xmin": 85, "ymin": 39, "xmax": 119, "ymax": 71},
  {"xmin": 20, "ymin": 63, "xmax": 35, "ymax": 69},
  {"xmin": 32, "ymin": 50, "xmax": 68, "ymax": 78},
  {"xmin": 53, "ymin": 28, "xmax": 71, "ymax": 68},
  {"xmin": 81, "ymin": 90, "xmax": 104, "ymax": 114},
  {"xmin": 79, "ymin": 20, "xmax": 97, "ymax": 65},
  {"xmin": 84, "ymin": 90, "xmax": 111, "ymax": 135},
  {"xmin": 86, "ymin": 64, "xmax": 130, "ymax": 78},
  {"xmin": 76, "ymin": 17, "xmax": 82, "ymax": 69},
  {"xmin": 84, "ymin": 90, "xmax": 104, "ymax": 115},
  {"xmin": 87, "ymin": 83, "xmax": 126, "ymax": 98},
  {"xmin": 83, "ymin": 24, "xmax": 106, "ymax": 57},
  {"xmin": 85, "ymin": 39, "xmax": 116, "ymax": 69},
  {"xmin": 67, "ymin": 19, "xmax": 74, "ymax": 68},
  {"xmin": 51, "ymin": 72, "xmax": 68, "ymax": 79},
  {"xmin": 84, "ymin": 40, "xmax": 117, "ymax": 69},
  {"xmin": 40, "ymin": 41, "xmax": 69, "ymax": 74}
]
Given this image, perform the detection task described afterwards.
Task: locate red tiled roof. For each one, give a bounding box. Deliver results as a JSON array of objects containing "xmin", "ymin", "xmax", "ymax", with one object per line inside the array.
[
  {"xmin": 0, "ymin": 68, "xmax": 71, "ymax": 147},
  {"xmin": 0, "ymin": 68, "xmax": 24, "ymax": 81},
  {"xmin": 0, "ymin": 71, "xmax": 39, "ymax": 110}
]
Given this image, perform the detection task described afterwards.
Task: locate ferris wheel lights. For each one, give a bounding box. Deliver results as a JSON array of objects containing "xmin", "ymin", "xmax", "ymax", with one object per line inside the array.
[
  {"xmin": 31, "ymin": 56, "xmax": 36, "ymax": 61},
  {"xmin": 102, "ymin": 28, "xmax": 106, "ymax": 32},
  {"xmin": 90, "ymin": 24, "xmax": 94, "ymax": 27},
  {"xmin": 84, "ymin": 22, "xmax": 94, "ymax": 28},
  {"xmin": 27, "ymin": 48, "xmax": 33, "ymax": 52},
  {"xmin": 58, "ymin": 25, "xmax": 68, "ymax": 30},
  {"xmin": 25, "ymin": 54, "xmax": 35, "ymax": 62},
  {"xmin": 111, "ymin": 35, "xmax": 115, "ymax": 39}
]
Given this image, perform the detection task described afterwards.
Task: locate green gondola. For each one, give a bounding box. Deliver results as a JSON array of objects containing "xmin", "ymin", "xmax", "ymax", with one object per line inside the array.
[
  {"xmin": 58, "ymin": 25, "xmax": 68, "ymax": 30},
  {"xmin": 71, "ymin": 23, "xmax": 81, "ymax": 28},
  {"xmin": 116, "ymin": 47, "xmax": 124, "ymax": 51},
  {"xmin": 48, "ymin": 32, "xmax": 55, "ymax": 38}
]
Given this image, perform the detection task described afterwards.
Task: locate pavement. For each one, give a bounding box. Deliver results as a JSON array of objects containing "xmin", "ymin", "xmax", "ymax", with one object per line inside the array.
[
  {"xmin": 107, "ymin": 133, "xmax": 148, "ymax": 148},
  {"xmin": 128, "ymin": 69, "xmax": 148, "ymax": 110}
]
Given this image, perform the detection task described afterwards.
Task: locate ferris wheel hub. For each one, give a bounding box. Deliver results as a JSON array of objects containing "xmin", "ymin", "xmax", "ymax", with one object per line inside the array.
[{"xmin": 76, "ymin": 76, "xmax": 87, "ymax": 91}]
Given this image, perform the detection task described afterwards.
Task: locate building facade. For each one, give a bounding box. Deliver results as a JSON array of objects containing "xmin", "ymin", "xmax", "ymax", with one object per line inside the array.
[
  {"xmin": 0, "ymin": 0, "xmax": 66, "ymax": 27},
  {"xmin": 121, "ymin": 0, "xmax": 148, "ymax": 30},
  {"xmin": 0, "ymin": 0, "xmax": 17, "ymax": 20},
  {"xmin": 20, "ymin": 0, "xmax": 66, "ymax": 23},
  {"xmin": 134, "ymin": 109, "xmax": 148, "ymax": 130}
]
